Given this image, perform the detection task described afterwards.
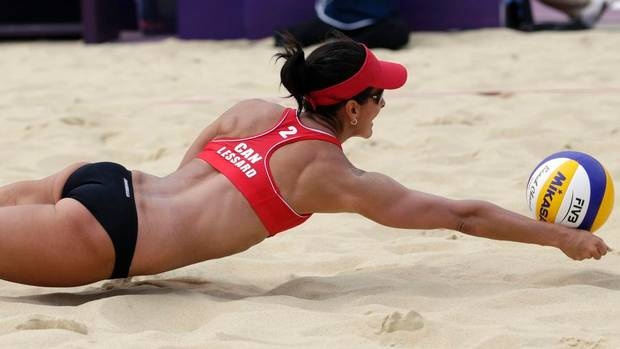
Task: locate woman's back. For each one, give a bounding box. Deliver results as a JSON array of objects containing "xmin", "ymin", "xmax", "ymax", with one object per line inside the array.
[{"xmin": 130, "ymin": 99, "xmax": 346, "ymax": 275}]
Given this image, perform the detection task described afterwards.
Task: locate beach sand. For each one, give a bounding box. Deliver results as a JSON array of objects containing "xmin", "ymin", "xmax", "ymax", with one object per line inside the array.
[{"xmin": 0, "ymin": 28, "xmax": 619, "ymax": 348}]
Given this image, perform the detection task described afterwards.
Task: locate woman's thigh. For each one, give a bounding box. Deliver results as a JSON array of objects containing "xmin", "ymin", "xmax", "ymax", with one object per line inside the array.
[
  {"xmin": 0, "ymin": 198, "xmax": 114, "ymax": 287},
  {"xmin": 0, "ymin": 162, "xmax": 87, "ymax": 206}
]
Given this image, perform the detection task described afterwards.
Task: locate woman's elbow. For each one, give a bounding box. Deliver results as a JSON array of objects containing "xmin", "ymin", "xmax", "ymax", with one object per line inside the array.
[{"xmin": 450, "ymin": 199, "xmax": 493, "ymax": 234}]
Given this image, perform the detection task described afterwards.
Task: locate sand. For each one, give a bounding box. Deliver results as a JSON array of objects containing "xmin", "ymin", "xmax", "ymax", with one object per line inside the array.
[{"xmin": 0, "ymin": 28, "xmax": 619, "ymax": 348}]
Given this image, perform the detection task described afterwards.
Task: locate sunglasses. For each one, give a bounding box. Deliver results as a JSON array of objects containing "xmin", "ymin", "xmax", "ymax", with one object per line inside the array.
[{"xmin": 369, "ymin": 90, "xmax": 384, "ymax": 104}]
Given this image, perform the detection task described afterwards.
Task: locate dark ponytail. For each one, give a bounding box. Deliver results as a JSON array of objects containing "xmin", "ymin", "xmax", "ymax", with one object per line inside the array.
[
  {"xmin": 274, "ymin": 33, "xmax": 308, "ymax": 112},
  {"xmin": 274, "ymin": 33, "xmax": 369, "ymax": 134}
]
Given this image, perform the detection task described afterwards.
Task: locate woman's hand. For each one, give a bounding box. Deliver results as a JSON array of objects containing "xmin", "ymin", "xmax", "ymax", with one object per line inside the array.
[{"xmin": 557, "ymin": 227, "xmax": 611, "ymax": 260}]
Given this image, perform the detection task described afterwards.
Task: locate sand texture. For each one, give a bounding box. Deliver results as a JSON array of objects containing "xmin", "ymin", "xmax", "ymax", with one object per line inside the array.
[{"xmin": 0, "ymin": 28, "xmax": 619, "ymax": 348}]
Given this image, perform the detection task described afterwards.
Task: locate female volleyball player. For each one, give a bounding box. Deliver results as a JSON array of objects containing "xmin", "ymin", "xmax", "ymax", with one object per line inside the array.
[{"xmin": 0, "ymin": 37, "xmax": 609, "ymax": 287}]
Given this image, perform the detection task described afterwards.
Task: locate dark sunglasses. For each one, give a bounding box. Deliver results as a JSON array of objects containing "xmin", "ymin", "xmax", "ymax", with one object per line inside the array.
[{"xmin": 369, "ymin": 90, "xmax": 384, "ymax": 104}]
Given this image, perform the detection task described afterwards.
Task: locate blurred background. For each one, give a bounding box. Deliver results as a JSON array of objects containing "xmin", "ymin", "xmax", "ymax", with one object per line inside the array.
[{"xmin": 0, "ymin": 0, "xmax": 617, "ymax": 44}]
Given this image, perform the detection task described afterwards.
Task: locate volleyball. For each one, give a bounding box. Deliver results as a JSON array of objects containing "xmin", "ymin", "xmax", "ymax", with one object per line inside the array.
[{"xmin": 526, "ymin": 151, "xmax": 614, "ymax": 232}]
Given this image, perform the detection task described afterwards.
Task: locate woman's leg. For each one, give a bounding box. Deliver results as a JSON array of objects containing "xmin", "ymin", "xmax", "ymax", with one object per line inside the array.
[
  {"xmin": 349, "ymin": 17, "xmax": 410, "ymax": 50},
  {"xmin": 0, "ymin": 198, "xmax": 115, "ymax": 287},
  {"xmin": 538, "ymin": 0, "xmax": 591, "ymax": 17},
  {"xmin": 0, "ymin": 162, "xmax": 86, "ymax": 207}
]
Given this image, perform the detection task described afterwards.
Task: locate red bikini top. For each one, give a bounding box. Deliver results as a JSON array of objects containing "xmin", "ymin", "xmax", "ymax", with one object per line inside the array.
[{"xmin": 196, "ymin": 108, "xmax": 342, "ymax": 236}]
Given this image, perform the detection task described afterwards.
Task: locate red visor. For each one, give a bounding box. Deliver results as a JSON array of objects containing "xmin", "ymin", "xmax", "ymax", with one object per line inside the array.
[{"xmin": 305, "ymin": 45, "xmax": 407, "ymax": 108}]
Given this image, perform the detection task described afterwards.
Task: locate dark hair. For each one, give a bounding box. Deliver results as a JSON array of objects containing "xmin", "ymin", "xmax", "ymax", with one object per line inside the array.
[{"xmin": 274, "ymin": 33, "xmax": 375, "ymax": 134}]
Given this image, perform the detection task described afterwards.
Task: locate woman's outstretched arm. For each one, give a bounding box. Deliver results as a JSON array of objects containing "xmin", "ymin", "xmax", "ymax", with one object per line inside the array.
[
  {"xmin": 356, "ymin": 171, "xmax": 609, "ymax": 260},
  {"xmin": 302, "ymin": 160, "xmax": 610, "ymax": 261}
]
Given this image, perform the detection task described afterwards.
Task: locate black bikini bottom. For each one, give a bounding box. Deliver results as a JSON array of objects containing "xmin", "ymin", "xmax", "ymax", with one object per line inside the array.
[{"xmin": 61, "ymin": 162, "xmax": 138, "ymax": 278}]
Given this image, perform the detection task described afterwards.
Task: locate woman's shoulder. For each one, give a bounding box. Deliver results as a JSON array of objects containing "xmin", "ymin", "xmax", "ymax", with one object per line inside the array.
[
  {"xmin": 217, "ymin": 99, "xmax": 288, "ymax": 137},
  {"xmin": 226, "ymin": 99, "xmax": 286, "ymax": 117}
]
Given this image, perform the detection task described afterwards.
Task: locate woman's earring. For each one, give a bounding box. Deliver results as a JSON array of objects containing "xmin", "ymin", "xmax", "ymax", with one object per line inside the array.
[{"xmin": 350, "ymin": 119, "xmax": 358, "ymax": 126}]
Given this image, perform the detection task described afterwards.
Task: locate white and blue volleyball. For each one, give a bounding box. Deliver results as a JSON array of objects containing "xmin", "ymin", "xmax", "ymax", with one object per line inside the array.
[{"xmin": 526, "ymin": 151, "xmax": 614, "ymax": 232}]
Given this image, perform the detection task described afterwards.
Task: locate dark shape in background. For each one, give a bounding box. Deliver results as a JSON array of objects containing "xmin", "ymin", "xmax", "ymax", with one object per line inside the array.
[
  {"xmin": 0, "ymin": 0, "xmax": 175, "ymax": 43},
  {"xmin": 0, "ymin": 0, "xmax": 82, "ymax": 38}
]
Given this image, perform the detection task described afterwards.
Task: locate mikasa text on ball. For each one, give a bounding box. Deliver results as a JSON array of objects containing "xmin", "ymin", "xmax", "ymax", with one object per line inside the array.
[{"xmin": 526, "ymin": 151, "xmax": 614, "ymax": 232}]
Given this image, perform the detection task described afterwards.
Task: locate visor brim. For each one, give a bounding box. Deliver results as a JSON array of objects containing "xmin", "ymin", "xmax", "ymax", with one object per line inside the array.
[{"xmin": 374, "ymin": 60, "xmax": 408, "ymax": 90}]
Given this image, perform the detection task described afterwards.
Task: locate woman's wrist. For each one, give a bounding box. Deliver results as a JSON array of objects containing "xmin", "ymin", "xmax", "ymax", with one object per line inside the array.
[{"xmin": 547, "ymin": 223, "xmax": 570, "ymax": 250}]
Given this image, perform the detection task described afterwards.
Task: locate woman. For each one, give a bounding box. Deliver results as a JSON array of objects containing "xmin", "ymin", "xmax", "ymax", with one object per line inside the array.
[
  {"xmin": 504, "ymin": 0, "xmax": 610, "ymax": 31},
  {"xmin": 537, "ymin": 0, "xmax": 610, "ymax": 27},
  {"xmin": 274, "ymin": 0, "xmax": 409, "ymax": 50},
  {"xmin": 0, "ymin": 38, "xmax": 609, "ymax": 287}
]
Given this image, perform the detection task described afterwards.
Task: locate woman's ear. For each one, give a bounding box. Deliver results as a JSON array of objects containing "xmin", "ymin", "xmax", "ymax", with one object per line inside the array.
[{"xmin": 344, "ymin": 100, "xmax": 360, "ymax": 117}]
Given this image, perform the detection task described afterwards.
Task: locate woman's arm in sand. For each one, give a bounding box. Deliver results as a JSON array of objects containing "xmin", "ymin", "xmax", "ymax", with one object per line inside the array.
[
  {"xmin": 177, "ymin": 119, "xmax": 221, "ymax": 169},
  {"xmin": 304, "ymin": 162, "xmax": 609, "ymax": 261}
]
